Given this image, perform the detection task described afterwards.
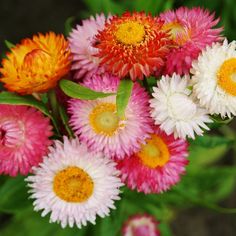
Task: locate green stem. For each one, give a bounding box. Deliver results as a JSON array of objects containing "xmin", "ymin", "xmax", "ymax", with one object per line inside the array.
[
  {"xmin": 48, "ymin": 89, "xmax": 59, "ymax": 121},
  {"xmin": 48, "ymin": 89, "xmax": 61, "ymax": 135},
  {"xmin": 58, "ymin": 105, "xmax": 74, "ymax": 138},
  {"xmin": 142, "ymin": 77, "xmax": 152, "ymax": 95}
]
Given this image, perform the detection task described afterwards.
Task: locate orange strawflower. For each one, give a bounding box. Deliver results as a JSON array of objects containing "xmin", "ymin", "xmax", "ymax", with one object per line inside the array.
[
  {"xmin": 0, "ymin": 32, "xmax": 71, "ymax": 94},
  {"xmin": 94, "ymin": 12, "xmax": 172, "ymax": 81}
]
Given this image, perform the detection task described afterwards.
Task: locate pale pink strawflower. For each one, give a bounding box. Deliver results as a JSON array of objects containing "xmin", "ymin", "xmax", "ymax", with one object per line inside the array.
[
  {"xmin": 160, "ymin": 7, "xmax": 222, "ymax": 75},
  {"xmin": 0, "ymin": 105, "xmax": 52, "ymax": 176},
  {"xmin": 68, "ymin": 73, "xmax": 153, "ymax": 159},
  {"xmin": 26, "ymin": 137, "xmax": 123, "ymax": 228},
  {"xmin": 122, "ymin": 214, "xmax": 160, "ymax": 236},
  {"xmin": 68, "ymin": 13, "xmax": 110, "ymax": 80},
  {"xmin": 117, "ymin": 127, "xmax": 188, "ymax": 194}
]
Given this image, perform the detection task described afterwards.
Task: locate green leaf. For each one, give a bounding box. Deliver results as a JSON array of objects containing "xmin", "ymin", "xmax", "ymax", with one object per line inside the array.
[
  {"xmin": 116, "ymin": 79, "xmax": 133, "ymax": 118},
  {"xmin": 0, "ymin": 91, "xmax": 59, "ymax": 134},
  {"xmin": 175, "ymin": 167, "xmax": 236, "ymax": 207},
  {"xmin": 0, "ymin": 176, "xmax": 31, "ymax": 212},
  {"xmin": 64, "ymin": 16, "xmax": 75, "ymax": 36},
  {"xmin": 187, "ymin": 134, "xmax": 234, "ymax": 168},
  {"xmin": 188, "ymin": 145, "xmax": 228, "ymax": 167},
  {"xmin": 4, "ymin": 40, "xmax": 15, "ymax": 50},
  {"xmin": 159, "ymin": 223, "xmax": 173, "ymax": 236},
  {"xmin": 190, "ymin": 134, "xmax": 234, "ymax": 148},
  {"xmin": 59, "ymin": 79, "xmax": 114, "ymax": 100}
]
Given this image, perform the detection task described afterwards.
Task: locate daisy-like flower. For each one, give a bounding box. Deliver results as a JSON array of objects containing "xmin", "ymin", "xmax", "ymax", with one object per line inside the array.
[
  {"xmin": 26, "ymin": 137, "xmax": 123, "ymax": 228},
  {"xmin": 191, "ymin": 40, "xmax": 236, "ymax": 118},
  {"xmin": 160, "ymin": 7, "xmax": 222, "ymax": 75},
  {"xmin": 117, "ymin": 127, "xmax": 188, "ymax": 194},
  {"xmin": 68, "ymin": 73, "xmax": 152, "ymax": 159},
  {"xmin": 0, "ymin": 32, "xmax": 71, "ymax": 94},
  {"xmin": 0, "ymin": 105, "xmax": 52, "ymax": 176},
  {"xmin": 69, "ymin": 13, "xmax": 110, "ymax": 80},
  {"xmin": 150, "ymin": 74, "xmax": 212, "ymax": 139},
  {"xmin": 94, "ymin": 12, "xmax": 171, "ymax": 81},
  {"xmin": 122, "ymin": 214, "xmax": 160, "ymax": 236}
]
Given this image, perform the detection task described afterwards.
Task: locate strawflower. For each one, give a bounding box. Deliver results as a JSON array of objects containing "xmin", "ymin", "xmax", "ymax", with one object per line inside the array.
[
  {"xmin": 0, "ymin": 32, "xmax": 71, "ymax": 94},
  {"xmin": 0, "ymin": 104, "xmax": 52, "ymax": 176},
  {"xmin": 26, "ymin": 137, "xmax": 123, "ymax": 228}
]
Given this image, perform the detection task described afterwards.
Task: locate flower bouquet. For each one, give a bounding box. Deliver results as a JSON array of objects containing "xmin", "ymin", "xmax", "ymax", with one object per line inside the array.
[{"xmin": 0, "ymin": 3, "xmax": 236, "ymax": 236}]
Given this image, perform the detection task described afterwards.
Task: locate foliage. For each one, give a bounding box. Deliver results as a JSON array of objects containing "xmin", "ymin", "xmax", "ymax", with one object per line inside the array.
[{"xmin": 1, "ymin": 0, "xmax": 236, "ymax": 236}]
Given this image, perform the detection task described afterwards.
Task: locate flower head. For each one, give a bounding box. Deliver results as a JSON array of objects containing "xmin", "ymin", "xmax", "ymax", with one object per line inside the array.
[
  {"xmin": 0, "ymin": 105, "xmax": 52, "ymax": 176},
  {"xmin": 68, "ymin": 73, "xmax": 152, "ymax": 159},
  {"xmin": 26, "ymin": 137, "xmax": 123, "ymax": 228},
  {"xmin": 160, "ymin": 7, "xmax": 222, "ymax": 75},
  {"xmin": 191, "ymin": 40, "xmax": 236, "ymax": 118},
  {"xmin": 150, "ymin": 74, "xmax": 212, "ymax": 139},
  {"xmin": 117, "ymin": 127, "xmax": 188, "ymax": 194},
  {"xmin": 122, "ymin": 214, "xmax": 160, "ymax": 236},
  {"xmin": 94, "ymin": 12, "xmax": 171, "ymax": 80},
  {"xmin": 69, "ymin": 13, "xmax": 110, "ymax": 80},
  {"xmin": 0, "ymin": 32, "xmax": 71, "ymax": 94}
]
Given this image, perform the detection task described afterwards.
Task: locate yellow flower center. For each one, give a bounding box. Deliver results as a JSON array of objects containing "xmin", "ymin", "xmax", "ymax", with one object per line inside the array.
[
  {"xmin": 137, "ymin": 134, "xmax": 170, "ymax": 168},
  {"xmin": 115, "ymin": 21, "xmax": 145, "ymax": 45},
  {"xmin": 217, "ymin": 58, "xmax": 236, "ymax": 96},
  {"xmin": 89, "ymin": 103, "xmax": 120, "ymax": 136},
  {"xmin": 163, "ymin": 22, "xmax": 190, "ymax": 46},
  {"xmin": 53, "ymin": 166, "xmax": 94, "ymax": 203}
]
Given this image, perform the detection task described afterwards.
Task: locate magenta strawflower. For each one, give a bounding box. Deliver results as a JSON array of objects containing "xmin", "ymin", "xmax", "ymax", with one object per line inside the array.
[
  {"xmin": 160, "ymin": 7, "xmax": 222, "ymax": 75},
  {"xmin": 68, "ymin": 73, "xmax": 153, "ymax": 159},
  {"xmin": 0, "ymin": 105, "xmax": 52, "ymax": 176},
  {"xmin": 117, "ymin": 127, "xmax": 188, "ymax": 193},
  {"xmin": 122, "ymin": 214, "xmax": 160, "ymax": 236},
  {"xmin": 68, "ymin": 13, "xmax": 110, "ymax": 80}
]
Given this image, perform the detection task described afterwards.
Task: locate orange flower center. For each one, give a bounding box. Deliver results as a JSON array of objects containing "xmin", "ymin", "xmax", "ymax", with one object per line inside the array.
[
  {"xmin": 89, "ymin": 103, "xmax": 122, "ymax": 136},
  {"xmin": 53, "ymin": 166, "xmax": 94, "ymax": 203},
  {"xmin": 217, "ymin": 58, "xmax": 236, "ymax": 96},
  {"xmin": 137, "ymin": 134, "xmax": 170, "ymax": 168},
  {"xmin": 163, "ymin": 22, "xmax": 190, "ymax": 46},
  {"xmin": 115, "ymin": 21, "xmax": 145, "ymax": 45}
]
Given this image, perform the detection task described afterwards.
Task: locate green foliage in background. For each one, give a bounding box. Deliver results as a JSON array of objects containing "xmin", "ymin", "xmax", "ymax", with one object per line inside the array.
[{"xmin": 1, "ymin": 0, "xmax": 236, "ymax": 236}]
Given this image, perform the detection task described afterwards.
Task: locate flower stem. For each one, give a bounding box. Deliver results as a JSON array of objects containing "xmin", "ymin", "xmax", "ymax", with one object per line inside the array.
[
  {"xmin": 142, "ymin": 77, "xmax": 152, "ymax": 95},
  {"xmin": 48, "ymin": 89, "xmax": 60, "ymax": 133}
]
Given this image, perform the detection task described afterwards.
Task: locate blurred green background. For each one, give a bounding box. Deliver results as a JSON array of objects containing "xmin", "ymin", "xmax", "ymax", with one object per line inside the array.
[{"xmin": 0, "ymin": 0, "xmax": 236, "ymax": 236}]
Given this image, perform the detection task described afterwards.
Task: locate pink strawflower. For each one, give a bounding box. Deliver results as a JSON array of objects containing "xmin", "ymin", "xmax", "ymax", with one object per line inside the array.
[
  {"xmin": 68, "ymin": 73, "xmax": 153, "ymax": 159},
  {"xmin": 0, "ymin": 105, "xmax": 52, "ymax": 176},
  {"xmin": 122, "ymin": 214, "xmax": 160, "ymax": 236},
  {"xmin": 117, "ymin": 127, "xmax": 188, "ymax": 193},
  {"xmin": 160, "ymin": 7, "xmax": 223, "ymax": 75},
  {"xmin": 68, "ymin": 13, "xmax": 110, "ymax": 80}
]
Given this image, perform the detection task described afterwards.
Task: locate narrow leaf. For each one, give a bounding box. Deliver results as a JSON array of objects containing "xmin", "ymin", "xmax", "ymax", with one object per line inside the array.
[
  {"xmin": 0, "ymin": 91, "xmax": 59, "ymax": 134},
  {"xmin": 64, "ymin": 16, "xmax": 75, "ymax": 36},
  {"xmin": 59, "ymin": 79, "xmax": 114, "ymax": 100},
  {"xmin": 190, "ymin": 134, "xmax": 234, "ymax": 148},
  {"xmin": 116, "ymin": 79, "xmax": 133, "ymax": 118},
  {"xmin": 4, "ymin": 40, "xmax": 15, "ymax": 50}
]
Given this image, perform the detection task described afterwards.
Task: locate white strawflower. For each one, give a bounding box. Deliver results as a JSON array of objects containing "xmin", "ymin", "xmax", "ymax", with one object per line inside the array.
[
  {"xmin": 150, "ymin": 74, "xmax": 212, "ymax": 139},
  {"xmin": 26, "ymin": 137, "xmax": 123, "ymax": 228},
  {"xmin": 191, "ymin": 40, "xmax": 236, "ymax": 118}
]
